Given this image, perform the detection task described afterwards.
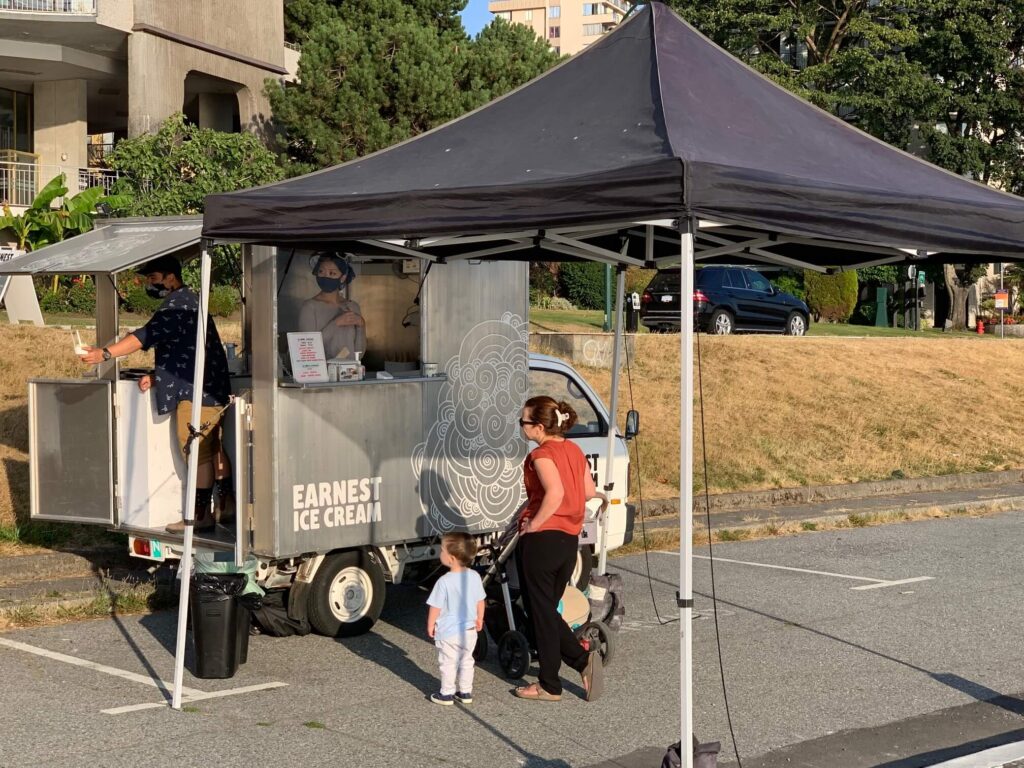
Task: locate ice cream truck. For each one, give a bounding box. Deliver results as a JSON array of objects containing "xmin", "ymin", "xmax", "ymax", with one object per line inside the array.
[{"xmin": 4, "ymin": 216, "xmax": 637, "ymax": 637}]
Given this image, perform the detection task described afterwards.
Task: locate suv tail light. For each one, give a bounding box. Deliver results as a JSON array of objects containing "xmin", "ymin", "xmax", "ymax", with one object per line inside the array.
[
  {"xmin": 693, "ymin": 289, "xmax": 709, "ymax": 304},
  {"xmin": 641, "ymin": 291, "xmax": 652, "ymax": 305}
]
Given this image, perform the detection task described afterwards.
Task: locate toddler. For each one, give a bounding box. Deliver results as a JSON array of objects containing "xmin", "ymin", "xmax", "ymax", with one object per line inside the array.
[{"xmin": 426, "ymin": 533, "xmax": 486, "ymax": 705}]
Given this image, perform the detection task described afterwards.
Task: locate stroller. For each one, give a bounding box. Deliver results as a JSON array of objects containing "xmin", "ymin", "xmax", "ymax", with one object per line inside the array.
[{"xmin": 472, "ymin": 525, "xmax": 616, "ymax": 679}]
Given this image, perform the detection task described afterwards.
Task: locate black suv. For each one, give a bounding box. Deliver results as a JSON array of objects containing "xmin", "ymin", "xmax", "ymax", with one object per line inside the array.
[{"xmin": 640, "ymin": 266, "xmax": 811, "ymax": 335}]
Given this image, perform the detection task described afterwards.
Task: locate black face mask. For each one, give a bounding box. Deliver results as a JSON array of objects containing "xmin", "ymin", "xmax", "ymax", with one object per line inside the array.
[
  {"xmin": 316, "ymin": 276, "xmax": 343, "ymax": 293},
  {"xmin": 145, "ymin": 282, "xmax": 170, "ymax": 299}
]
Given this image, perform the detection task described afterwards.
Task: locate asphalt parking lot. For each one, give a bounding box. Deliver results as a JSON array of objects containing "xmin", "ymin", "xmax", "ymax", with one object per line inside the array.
[{"xmin": 6, "ymin": 512, "xmax": 1024, "ymax": 767}]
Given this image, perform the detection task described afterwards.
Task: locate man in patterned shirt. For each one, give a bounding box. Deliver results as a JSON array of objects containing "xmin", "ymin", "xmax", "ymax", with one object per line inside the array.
[{"xmin": 80, "ymin": 256, "xmax": 232, "ymax": 533}]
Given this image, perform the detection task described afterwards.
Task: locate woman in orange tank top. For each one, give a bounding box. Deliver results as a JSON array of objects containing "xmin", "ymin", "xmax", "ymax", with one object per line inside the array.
[{"xmin": 513, "ymin": 396, "xmax": 607, "ymax": 702}]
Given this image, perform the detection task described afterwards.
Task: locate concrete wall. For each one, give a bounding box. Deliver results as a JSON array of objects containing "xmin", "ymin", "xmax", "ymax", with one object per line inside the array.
[
  {"xmin": 33, "ymin": 80, "xmax": 88, "ymax": 179},
  {"xmin": 127, "ymin": 30, "xmax": 278, "ymax": 137},
  {"xmin": 96, "ymin": 0, "xmax": 133, "ymax": 33},
  {"xmin": 133, "ymin": 0, "xmax": 284, "ymax": 70}
]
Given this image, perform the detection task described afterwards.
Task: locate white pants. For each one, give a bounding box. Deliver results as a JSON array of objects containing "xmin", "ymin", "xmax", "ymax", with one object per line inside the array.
[{"xmin": 436, "ymin": 630, "xmax": 477, "ymax": 695}]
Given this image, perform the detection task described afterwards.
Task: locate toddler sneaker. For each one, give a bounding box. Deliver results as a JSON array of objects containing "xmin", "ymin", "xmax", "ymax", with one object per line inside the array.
[
  {"xmin": 430, "ymin": 693, "xmax": 455, "ymax": 706},
  {"xmin": 455, "ymin": 691, "xmax": 473, "ymax": 705}
]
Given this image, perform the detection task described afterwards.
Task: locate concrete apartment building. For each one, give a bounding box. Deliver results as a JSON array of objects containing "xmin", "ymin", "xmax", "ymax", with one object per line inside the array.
[
  {"xmin": 0, "ymin": 0, "xmax": 298, "ymax": 209},
  {"xmin": 487, "ymin": 0, "xmax": 629, "ymax": 55}
]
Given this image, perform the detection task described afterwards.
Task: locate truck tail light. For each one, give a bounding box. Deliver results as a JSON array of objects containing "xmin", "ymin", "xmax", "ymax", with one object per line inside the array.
[{"xmin": 132, "ymin": 538, "xmax": 152, "ymax": 557}]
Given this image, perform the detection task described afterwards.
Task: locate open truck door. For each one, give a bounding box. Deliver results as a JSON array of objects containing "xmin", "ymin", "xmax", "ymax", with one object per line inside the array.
[{"xmin": 2, "ymin": 217, "xmax": 249, "ymax": 567}]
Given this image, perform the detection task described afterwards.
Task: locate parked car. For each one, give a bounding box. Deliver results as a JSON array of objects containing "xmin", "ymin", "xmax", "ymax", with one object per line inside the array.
[{"xmin": 640, "ymin": 266, "xmax": 811, "ymax": 335}]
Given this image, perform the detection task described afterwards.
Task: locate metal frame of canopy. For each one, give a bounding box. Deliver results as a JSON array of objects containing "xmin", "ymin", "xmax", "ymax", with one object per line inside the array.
[{"xmin": 176, "ymin": 215, "xmax": 1016, "ymax": 768}]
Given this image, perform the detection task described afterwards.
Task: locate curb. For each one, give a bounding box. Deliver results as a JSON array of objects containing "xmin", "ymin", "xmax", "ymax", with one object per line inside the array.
[
  {"xmin": 639, "ymin": 468, "xmax": 1024, "ymax": 517},
  {"xmin": 635, "ymin": 495, "xmax": 1024, "ymax": 540}
]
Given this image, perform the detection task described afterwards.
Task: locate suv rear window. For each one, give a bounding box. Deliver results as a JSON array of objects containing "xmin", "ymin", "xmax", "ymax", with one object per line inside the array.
[{"xmin": 646, "ymin": 270, "xmax": 679, "ymax": 292}]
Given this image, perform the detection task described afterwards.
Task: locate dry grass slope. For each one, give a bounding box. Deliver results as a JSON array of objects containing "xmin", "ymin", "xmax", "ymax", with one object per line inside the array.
[
  {"xmin": 1, "ymin": 325, "xmax": 1021, "ymax": 530},
  {"xmin": 561, "ymin": 334, "xmax": 1024, "ymax": 499}
]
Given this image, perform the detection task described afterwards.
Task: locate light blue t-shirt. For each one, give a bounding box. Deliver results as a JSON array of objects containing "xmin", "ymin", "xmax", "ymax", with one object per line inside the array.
[{"xmin": 427, "ymin": 568, "xmax": 486, "ymax": 642}]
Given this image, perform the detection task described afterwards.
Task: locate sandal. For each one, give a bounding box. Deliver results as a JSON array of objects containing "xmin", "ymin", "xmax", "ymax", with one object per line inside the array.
[
  {"xmin": 513, "ymin": 684, "xmax": 561, "ymax": 702},
  {"xmin": 580, "ymin": 651, "xmax": 604, "ymax": 702}
]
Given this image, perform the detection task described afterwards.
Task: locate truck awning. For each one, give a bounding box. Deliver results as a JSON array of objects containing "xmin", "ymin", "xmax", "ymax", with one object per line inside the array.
[{"xmin": 0, "ymin": 216, "xmax": 203, "ymax": 275}]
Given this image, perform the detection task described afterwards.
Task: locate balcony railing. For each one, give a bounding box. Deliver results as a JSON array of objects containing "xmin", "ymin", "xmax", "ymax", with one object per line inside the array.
[
  {"xmin": 78, "ymin": 167, "xmax": 120, "ymax": 196},
  {"xmin": 0, "ymin": 0, "xmax": 96, "ymax": 13},
  {"xmin": 0, "ymin": 152, "xmax": 120, "ymax": 208}
]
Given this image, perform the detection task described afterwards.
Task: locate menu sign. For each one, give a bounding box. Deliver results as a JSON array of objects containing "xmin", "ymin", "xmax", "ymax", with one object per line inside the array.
[{"xmin": 286, "ymin": 332, "xmax": 329, "ymax": 383}]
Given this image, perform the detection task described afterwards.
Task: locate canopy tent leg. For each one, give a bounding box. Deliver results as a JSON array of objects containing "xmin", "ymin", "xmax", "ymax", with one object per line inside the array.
[
  {"xmin": 679, "ymin": 220, "xmax": 695, "ymax": 767},
  {"xmin": 598, "ymin": 265, "xmax": 627, "ymax": 575},
  {"xmin": 171, "ymin": 242, "xmax": 213, "ymax": 710}
]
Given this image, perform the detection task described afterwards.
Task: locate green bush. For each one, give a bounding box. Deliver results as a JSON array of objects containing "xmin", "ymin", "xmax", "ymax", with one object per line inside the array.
[
  {"xmin": 122, "ymin": 281, "xmax": 163, "ymax": 315},
  {"xmin": 530, "ymin": 263, "xmax": 558, "ymax": 306},
  {"xmin": 559, "ymin": 261, "xmax": 607, "ymax": 310},
  {"xmin": 208, "ymin": 284, "xmax": 240, "ymax": 317},
  {"xmin": 67, "ymin": 279, "xmax": 96, "ymax": 313},
  {"xmin": 770, "ymin": 272, "xmax": 805, "ymax": 301},
  {"xmin": 626, "ymin": 268, "xmax": 656, "ymax": 297},
  {"xmin": 39, "ymin": 290, "xmax": 65, "ymax": 314},
  {"xmin": 803, "ymin": 270, "xmax": 858, "ymax": 322},
  {"xmin": 854, "ymin": 300, "xmax": 878, "ymax": 325}
]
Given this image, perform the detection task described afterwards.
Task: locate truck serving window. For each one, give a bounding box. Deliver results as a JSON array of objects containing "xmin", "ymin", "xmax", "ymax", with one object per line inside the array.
[
  {"xmin": 528, "ymin": 369, "xmax": 604, "ymax": 437},
  {"xmin": 276, "ymin": 251, "xmax": 422, "ymax": 382}
]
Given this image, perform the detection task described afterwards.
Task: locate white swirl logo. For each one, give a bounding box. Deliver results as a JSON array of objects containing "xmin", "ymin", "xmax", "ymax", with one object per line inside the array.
[{"xmin": 412, "ymin": 313, "xmax": 530, "ymax": 533}]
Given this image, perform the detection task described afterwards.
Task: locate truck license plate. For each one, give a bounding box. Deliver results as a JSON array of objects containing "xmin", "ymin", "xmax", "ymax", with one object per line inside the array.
[{"xmin": 661, "ymin": 295, "xmax": 674, "ymax": 302}]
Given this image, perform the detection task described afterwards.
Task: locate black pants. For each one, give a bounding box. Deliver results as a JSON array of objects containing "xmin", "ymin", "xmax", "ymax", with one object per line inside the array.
[{"xmin": 518, "ymin": 530, "xmax": 588, "ymax": 695}]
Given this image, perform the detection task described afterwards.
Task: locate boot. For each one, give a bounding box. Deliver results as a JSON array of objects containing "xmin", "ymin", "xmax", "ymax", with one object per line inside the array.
[
  {"xmin": 213, "ymin": 477, "xmax": 236, "ymax": 525},
  {"xmin": 166, "ymin": 487, "xmax": 215, "ymax": 534}
]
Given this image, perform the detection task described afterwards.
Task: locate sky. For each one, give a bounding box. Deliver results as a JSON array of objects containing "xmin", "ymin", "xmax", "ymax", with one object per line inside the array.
[{"xmin": 460, "ymin": 0, "xmax": 491, "ymax": 36}]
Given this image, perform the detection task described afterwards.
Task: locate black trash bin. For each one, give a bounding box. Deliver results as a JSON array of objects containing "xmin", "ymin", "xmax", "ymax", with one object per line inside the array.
[
  {"xmin": 236, "ymin": 593, "xmax": 262, "ymax": 666},
  {"xmin": 190, "ymin": 573, "xmax": 247, "ymax": 679}
]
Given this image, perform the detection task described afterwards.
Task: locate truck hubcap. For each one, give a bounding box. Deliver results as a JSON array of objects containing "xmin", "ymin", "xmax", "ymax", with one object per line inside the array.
[{"xmin": 329, "ymin": 566, "xmax": 372, "ymax": 622}]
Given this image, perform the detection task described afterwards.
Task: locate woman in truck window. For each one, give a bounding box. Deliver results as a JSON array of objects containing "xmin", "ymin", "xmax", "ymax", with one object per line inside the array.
[
  {"xmin": 513, "ymin": 395, "xmax": 607, "ymax": 703},
  {"xmin": 298, "ymin": 251, "xmax": 366, "ymax": 360}
]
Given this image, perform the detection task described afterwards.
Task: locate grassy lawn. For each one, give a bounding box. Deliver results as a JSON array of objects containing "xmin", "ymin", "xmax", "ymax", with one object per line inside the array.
[{"xmin": 807, "ymin": 323, "xmax": 995, "ymax": 338}]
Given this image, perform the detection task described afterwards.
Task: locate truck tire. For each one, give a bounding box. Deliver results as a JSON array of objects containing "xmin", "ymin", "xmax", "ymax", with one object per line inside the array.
[
  {"xmin": 308, "ymin": 549, "xmax": 386, "ymax": 638},
  {"xmin": 571, "ymin": 545, "xmax": 594, "ymax": 590}
]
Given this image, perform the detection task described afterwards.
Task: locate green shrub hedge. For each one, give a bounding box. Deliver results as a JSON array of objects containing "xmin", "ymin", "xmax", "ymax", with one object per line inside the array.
[
  {"xmin": 559, "ymin": 261, "xmax": 607, "ymax": 310},
  {"xmin": 803, "ymin": 270, "xmax": 858, "ymax": 322}
]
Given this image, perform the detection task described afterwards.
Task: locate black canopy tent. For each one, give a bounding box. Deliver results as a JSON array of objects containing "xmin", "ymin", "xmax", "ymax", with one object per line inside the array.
[{"xmin": 191, "ymin": 4, "xmax": 1024, "ymax": 760}]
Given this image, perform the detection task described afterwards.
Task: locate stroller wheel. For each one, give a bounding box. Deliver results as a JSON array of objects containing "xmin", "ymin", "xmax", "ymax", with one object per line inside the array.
[
  {"xmin": 473, "ymin": 630, "xmax": 488, "ymax": 662},
  {"xmin": 576, "ymin": 620, "xmax": 616, "ymax": 666},
  {"xmin": 498, "ymin": 630, "xmax": 531, "ymax": 679}
]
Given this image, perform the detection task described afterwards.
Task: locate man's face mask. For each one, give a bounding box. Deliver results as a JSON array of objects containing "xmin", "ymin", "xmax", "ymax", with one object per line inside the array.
[
  {"xmin": 316, "ymin": 276, "xmax": 343, "ymax": 293},
  {"xmin": 145, "ymin": 275, "xmax": 171, "ymax": 299}
]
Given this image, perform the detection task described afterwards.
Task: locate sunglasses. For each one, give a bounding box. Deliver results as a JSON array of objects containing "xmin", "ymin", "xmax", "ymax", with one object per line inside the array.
[{"xmin": 518, "ymin": 419, "xmax": 539, "ymax": 427}]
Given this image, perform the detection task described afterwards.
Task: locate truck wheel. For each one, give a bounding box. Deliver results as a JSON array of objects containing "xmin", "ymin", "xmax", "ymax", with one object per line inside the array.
[
  {"xmin": 308, "ymin": 549, "xmax": 385, "ymax": 638},
  {"xmin": 571, "ymin": 545, "xmax": 594, "ymax": 590}
]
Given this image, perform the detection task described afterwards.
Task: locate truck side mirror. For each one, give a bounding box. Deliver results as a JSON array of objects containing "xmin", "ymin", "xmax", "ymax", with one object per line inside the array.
[{"xmin": 624, "ymin": 410, "xmax": 640, "ymax": 440}]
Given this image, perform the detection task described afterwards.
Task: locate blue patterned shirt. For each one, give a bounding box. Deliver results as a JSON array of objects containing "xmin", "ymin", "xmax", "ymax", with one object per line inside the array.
[{"xmin": 131, "ymin": 287, "xmax": 231, "ymax": 415}]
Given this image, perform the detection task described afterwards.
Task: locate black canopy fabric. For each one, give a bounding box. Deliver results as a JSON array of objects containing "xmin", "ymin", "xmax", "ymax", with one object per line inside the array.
[{"xmin": 203, "ymin": 3, "xmax": 1024, "ymax": 258}]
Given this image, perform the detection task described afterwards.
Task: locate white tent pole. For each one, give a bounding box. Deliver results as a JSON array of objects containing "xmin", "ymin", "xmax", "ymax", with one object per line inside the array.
[
  {"xmin": 598, "ymin": 265, "xmax": 627, "ymax": 575},
  {"xmin": 680, "ymin": 220, "xmax": 695, "ymax": 766},
  {"xmin": 171, "ymin": 242, "xmax": 213, "ymax": 710}
]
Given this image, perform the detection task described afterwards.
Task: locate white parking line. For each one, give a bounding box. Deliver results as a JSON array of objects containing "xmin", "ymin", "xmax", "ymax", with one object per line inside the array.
[
  {"xmin": 102, "ymin": 682, "xmax": 289, "ymax": 715},
  {"xmin": 0, "ymin": 636, "xmax": 287, "ymax": 714},
  {"xmin": 0, "ymin": 637, "xmax": 203, "ymax": 696},
  {"xmin": 925, "ymin": 739, "xmax": 1024, "ymax": 767},
  {"xmin": 656, "ymin": 552, "xmax": 933, "ymax": 590}
]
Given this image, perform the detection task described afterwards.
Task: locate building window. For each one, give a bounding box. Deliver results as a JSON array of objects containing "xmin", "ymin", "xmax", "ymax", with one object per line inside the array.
[
  {"xmin": 583, "ymin": 23, "xmax": 603, "ymax": 35},
  {"xmin": 583, "ymin": 3, "xmax": 600, "ymax": 15},
  {"xmin": 549, "ymin": 5, "xmax": 560, "ymax": 18},
  {"xmin": 496, "ymin": 10, "xmax": 511, "ymax": 20},
  {"xmin": 549, "ymin": 25, "xmax": 560, "ymax": 37},
  {"xmin": 779, "ymin": 36, "xmax": 808, "ymax": 69},
  {"xmin": 523, "ymin": 9, "xmax": 533, "ymax": 20},
  {"xmin": 0, "ymin": 88, "xmax": 33, "ymax": 154}
]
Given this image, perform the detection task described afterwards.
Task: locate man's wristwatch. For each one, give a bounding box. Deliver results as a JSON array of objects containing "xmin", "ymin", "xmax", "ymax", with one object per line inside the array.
[{"xmin": 101, "ymin": 347, "xmax": 112, "ymax": 361}]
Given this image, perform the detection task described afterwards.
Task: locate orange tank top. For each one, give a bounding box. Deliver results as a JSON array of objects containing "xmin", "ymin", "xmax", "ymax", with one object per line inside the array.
[{"xmin": 522, "ymin": 439, "xmax": 588, "ymax": 536}]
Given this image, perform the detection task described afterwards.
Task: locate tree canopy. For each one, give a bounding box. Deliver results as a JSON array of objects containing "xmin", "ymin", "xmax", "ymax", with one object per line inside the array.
[
  {"xmin": 268, "ymin": 0, "xmax": 561, "ymax": 174},
  {"xmin": 105, "ymin": 113, "xmax": 283, "ymax": 216}
]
